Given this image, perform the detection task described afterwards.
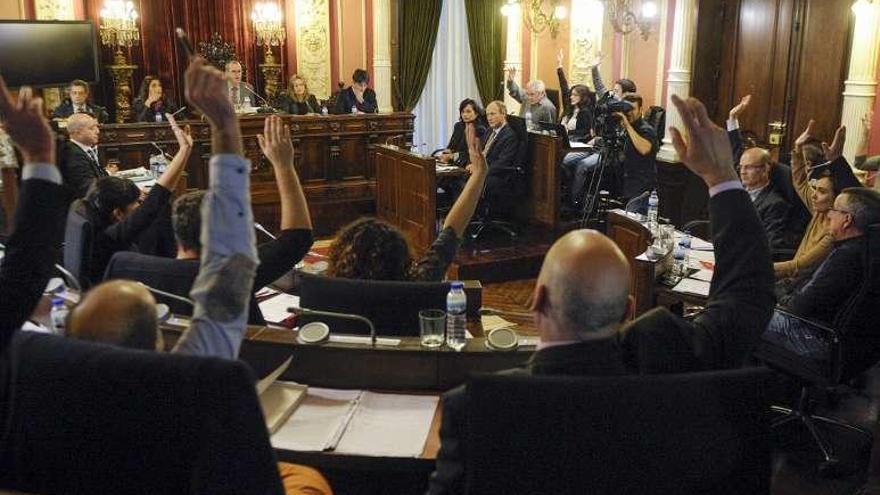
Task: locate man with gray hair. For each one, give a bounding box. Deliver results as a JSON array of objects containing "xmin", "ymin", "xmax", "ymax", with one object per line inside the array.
[
  {"xmin": 427, "ymin": 95, "xmax": 775, "ymax": 494},
  {"xmin": 505, "ymin": 67, "xmax": 557, "ymax": 124},
  {"xmin": 61, "ymin": 113, "xmax": 115, "ymax": 198}
]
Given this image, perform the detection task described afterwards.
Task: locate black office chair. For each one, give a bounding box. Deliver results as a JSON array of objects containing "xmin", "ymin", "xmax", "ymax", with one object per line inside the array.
[
  {"xmin": 0, "ymin": 332, "xmax": 284, "ymax": 494},
  {"xmin": 469, "ymin": 115, "xmax": 529, "ymax": 241},
  {"xmin": 63, "ymin": 199, "xmax": 96, "ymax": 290},
  {"xmin": 298, "ymin": 272, "xmax": 452, "ymax": 336},
  {"xmin": 463, "ymin": 369, "xmax": 774, "ymax": 494},
  {"xmin": 754, "ymin": 223, "xmax": 880, "ymax": 474},
  {"xmin": 643, "ymin": 105, "xmax": 666, "ymax": 143}
]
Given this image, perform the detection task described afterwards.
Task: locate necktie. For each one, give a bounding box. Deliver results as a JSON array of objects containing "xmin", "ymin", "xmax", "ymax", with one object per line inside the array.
[
  {"xmin": 483, "ymin": 130, "xmax": 497, "ymax": 156},
  {"xmin": 88, "ymin": 148, "xmax": 104, "ymax": 174},
  {"xmin": 231, "ymin": 86, "xmax": 239, "ymax": 105}
]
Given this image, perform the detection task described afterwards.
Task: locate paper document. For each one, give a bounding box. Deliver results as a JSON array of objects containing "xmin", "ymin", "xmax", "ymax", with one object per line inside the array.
[
  {"xmin": 569, "ymin": 142, "xmax": 590, "ymax": 149},
  {"xmin": 258, "ymin": 293, "xmax": 300, "ymax": 324},
  {"xmin": 436, "ymin": 164, "xmax": 460, "ymax": 173},
  {"xmin": 272, "ymin": 388, "xmax": 362, "ymax": 452},
  {"xmin": 689, "ymin": 269, "xmax": 714, "ymax": 282},
  {"xmin": 672, "ymin": 278, "xmax": 711, "ymax": 297},
  {"xmin": 481, "ymin": 315, "xmax": 517, "ymax": 332},
  {"xmin": 690, "ymin": 237, "xmax": 714, "ymax": 251},
  {"xmin": 335, "ymin": 392, "xmax": 439, "ymax": 457}
]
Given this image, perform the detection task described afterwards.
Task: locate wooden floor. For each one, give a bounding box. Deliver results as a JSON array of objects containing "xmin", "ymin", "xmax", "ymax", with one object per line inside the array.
[{"xmin": 480, "ymin": 279, "xmax": 880, "ymax": 495}]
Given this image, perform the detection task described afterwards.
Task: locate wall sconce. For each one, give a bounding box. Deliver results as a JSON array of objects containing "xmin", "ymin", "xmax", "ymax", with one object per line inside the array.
[
  {"xmin": 607, "ymin": 0, "xmax": 658, "ymax": 40},
  {"xmin": 252, "ymin": 2, "xmax": 286, "ymax": 98},
  {"xmin": 99, "ymin": 0, "xmax": 139, "ymax": 123},
  {"xmin": 852, "ymin": 0, "xmax": 875, "ymax": 14},
  {"xmin": 501, "ymin": 0, "xmax": 568, "ymax": 39}
]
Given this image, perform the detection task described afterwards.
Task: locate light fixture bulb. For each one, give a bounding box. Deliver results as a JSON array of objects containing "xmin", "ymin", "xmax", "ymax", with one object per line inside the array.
[{"xmin": 642, "ymin": 1, "xmax": 658, "ymax": 18}]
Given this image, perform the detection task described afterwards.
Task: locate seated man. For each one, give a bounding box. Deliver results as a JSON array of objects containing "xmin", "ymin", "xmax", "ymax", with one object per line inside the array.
[
  {"xmin": 739, "ymin": 147, "xmax": 792, "ymax": 251},
  {"xmin": 225, "ymin": 60, "xmax": 259, "ymax": 107},
  {"xmin": 505, "ymin": 67, "xmax": 557, "ymax": 124},
  {"xmin": 766, "ymin": 187, "xmax": 880, "ymax": 361},
  {"xmin": 50, "ymin": 79, "xmax": 109, "ymax": 124},
  {"xmin": 427, "ymin": 95, "xmax": 775, "ymax": 494},
  {"xmin": 483, "ymin": 100, "xmax": 524, "ymax": 201},
  {"xmin": 61, "ymin": 113, "xmax": 114, "ymax": 198},
  {"xmin": 104, "ymin": 115, "xmax": 313, "ymax": 324}
]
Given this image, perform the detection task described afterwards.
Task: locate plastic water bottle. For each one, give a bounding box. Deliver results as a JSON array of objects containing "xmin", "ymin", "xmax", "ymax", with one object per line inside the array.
[
  {"xmin": 154, "ymin": 112, "xmax": 163, "ymax": 123},
  {"xmin": 678, "ymin": 232, "xmax": 692, "ymax": 276},
  {"xmin": 446, "ymin": 281, "xmax": 467, "ymax": 351},
  {"xmin": 672, "ymin": 242, "xmax": 687, "ymax": 280},
  {"xmin": 50, "ymin": 297, "xmax": 68, "ymax": 335},
  {"xmin": 351, "ymin": 105, "xmax": 358, "ymax": 114},
  {"xmin": 243, "ymin": 96, "xmax": 252, "ymax": 109},
  {"xmin": 321, "ymin": 105, "xmax": 329, "ymax": 116},
  {"xmin": 525, "ymin": 110, "xmax": 533, "ymax": 130},
  {"xmin": 647, "ymin": 190, "xmax": 659, "ymax": 224}
]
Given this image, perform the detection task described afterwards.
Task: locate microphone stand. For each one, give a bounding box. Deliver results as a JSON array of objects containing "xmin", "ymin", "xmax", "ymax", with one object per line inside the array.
[
  {"xmin": 290, "ymin": 307, "xmax": 377, "ymax": 347},
  {"xmin": 138, "ymin": 282, "xmax": 195, "ymax": 307}
]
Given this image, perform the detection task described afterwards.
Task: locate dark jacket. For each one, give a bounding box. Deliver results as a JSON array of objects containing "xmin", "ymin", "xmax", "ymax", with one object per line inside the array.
[
  {"xmin": 445, "ymin": 121, "xmax": 488, "ymax": 166},
  {"xmin": 104, "ymin": 228, "xmax": 314, "ymax": 324},
  {"xmin": 781, "ymin": 236, "xmax": 866, "ymax": 325},
  {"xmin": 556, "ymin": 67, "xmax": 594, "ymax": 140},
  {"xmin": 51, "ymin": 100, "xmax": 109, "ymax": 124},
  {"xmin": 483, "ymin": 123, "xmax": 522, "ymax": 196},
  {"xmin": 426, "ymin": 188, "xmax": 775, "ymax": 494},
  {"xmin": 60, "ymin": 140, "xmax": 108, "ymax": 199},
  {"xmin": 274, "ymin": 94, "xmax": 321, "ymax": 115},
  {"xmin": 621, "ymin": 118, "xmax": 659, "ymax": 199},
  {"xmin": 132, "ymin": 97, "xmax": 181, "ymax": 123},
  {"xmin": 752, "ymin": 183, "xmax": 792, "ymax": 251},
  {"xmin": 334, "ymin": 87, "xmax": 378, "ymax": 114}
]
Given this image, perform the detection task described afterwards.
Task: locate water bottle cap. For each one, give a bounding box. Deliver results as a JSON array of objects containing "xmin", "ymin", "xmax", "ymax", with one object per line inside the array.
[
  {"xmin": 450, "ymin": 281, "xmax": 464, "ymax": 289},
  {"xmin": 52, "ymin": 297, "xmax": 65, "ymax": 306}
]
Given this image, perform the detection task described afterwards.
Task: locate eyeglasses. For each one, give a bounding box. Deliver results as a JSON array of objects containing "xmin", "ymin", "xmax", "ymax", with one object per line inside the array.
[{"xmin": 827, "ymin": 207, "xmax": 852, "ymax": 217}]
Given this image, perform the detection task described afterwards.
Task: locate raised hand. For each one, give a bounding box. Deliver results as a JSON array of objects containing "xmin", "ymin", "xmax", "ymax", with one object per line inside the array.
[
  {"xmin": 166, "ymin": 113, "xmax": 193, "ymax": 150},
  {"xmin": 184, "ymin": 57, "xmax": 235, "ymax": 128},
  {"xmin": 668, "ymin": 94, "xmax": 737, "ymax": 188},
  {"xmin": 794, "ymin": 119, "xmax": 815, "ymax": 148},
  {"xmin": 587, "ymin": 51, "xmax": 604, "ymax": 68},
  {"xmin": 506, "ymin": 66, "xmax": 517, "ymax": 82},
  {"xmin": 0, "ymin": 76, "xmax": 54, "ymax": 164},
  {"xmin": 556, "ymin": 49, "xmax": 564, "ymax": 69},
  {"xmin": 465, "ymin": 122, "xmax": 486, "ymax": 175},
  {"xmin": 257, "ymin": 115, "xmax": 294, "ymax": 168},
  {"xmin": 822, "ymin": 125, "xmax": 846, "ymax": 162},
  {"xmin": 728, "ymin": 94, "xmax": 752, "ymax": 120}
]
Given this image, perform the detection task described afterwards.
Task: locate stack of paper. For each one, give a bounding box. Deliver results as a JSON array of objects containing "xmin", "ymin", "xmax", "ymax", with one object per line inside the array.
[
  {"xmin": 258, "ymin": 293, "xmax": 300, "ymax": 324},
  {"xmin": 672, "ymin": 278, "xmax": 711, "ymax": 297}
]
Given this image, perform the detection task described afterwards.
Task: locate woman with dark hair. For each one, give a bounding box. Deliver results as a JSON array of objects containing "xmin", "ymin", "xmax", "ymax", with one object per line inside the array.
[
  {"xmin": 132, "ymin": 76, "xmax": 182, "ymax": 122},
  {"xmin": 438, "ymin": 98, "xmax": 488, "ymax": 166},
  {"xmin": 327, "ymin": 123, "xmax": 487, "ymax": 281},
  {"xmin": 556, "ymin": 50, "xmax": 595, "ymax": 141},
  {"xmin": 334, "ymin": 69, "xmax": 378, "ymax": 114},
  {"xmin": 78, "ymin": 115, "xmax": 192, "ymax": 284},
  {"xmin": 274, "ymin": 74, "xmax": 321, "ymax": 115}
]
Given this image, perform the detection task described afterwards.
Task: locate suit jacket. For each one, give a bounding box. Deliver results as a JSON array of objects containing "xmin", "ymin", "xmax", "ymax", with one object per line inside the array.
[
  {"xmin": 752, "ymin": 183, "xmax": 792, "ymax": 251},
  {"xmin": 426, "ymin": 188, "xmax": 775, "ymax": 494},
  {"xmin": 0, "ymin": 178, "xmax": 69, "ymax": 347},
  {"xmin": 104, "ymin": 228, "xmax": 314, "ymax": 324},
  {"xmin": 445, "ymin": 121, "xmax": 488, "ymax": 166},
  {"xmin": 334, "ymin": 87, "xmax": 378, "ymax": 114},
  {"xmin": 51, "ymin": 100, "xmax": 109, "ymax": 124},
  {"xmin": 227, "ymin": 81, "xmax": 258, "ymax": 106},
  {"xmin": 132, "ymin": 97, "xmax": 181, "ymax": 122},
  {"xmin": 60, "ymin": 140, "xmax": 107, "ymax": 198},
  {"xmin": 274, "ymin": 94, "xmax": 321, "ymax": 115}
]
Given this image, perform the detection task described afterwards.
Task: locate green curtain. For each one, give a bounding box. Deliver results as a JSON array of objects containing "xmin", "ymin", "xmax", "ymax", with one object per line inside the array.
[
  {"xmin": 465, "ymin": 0, "xmax": 507, "ymax": 105},
  {"xmin": 398, "ymin": 0, "xmax": 444, "ymax": 111}
]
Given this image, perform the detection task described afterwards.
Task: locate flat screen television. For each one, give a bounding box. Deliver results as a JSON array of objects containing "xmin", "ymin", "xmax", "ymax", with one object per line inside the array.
[{"xmin": 0, "ymin": 20, "xmax": 99, "ymax": 88}]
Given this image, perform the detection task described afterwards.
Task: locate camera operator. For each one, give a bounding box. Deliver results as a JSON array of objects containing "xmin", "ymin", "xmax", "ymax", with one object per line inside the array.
[{"xmin": 564, "ymin": 93, "xmax": 658, "ymax": 213}]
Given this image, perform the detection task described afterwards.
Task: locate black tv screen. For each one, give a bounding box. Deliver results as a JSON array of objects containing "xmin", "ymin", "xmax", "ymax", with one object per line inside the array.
[{"xmin": 0, "ymin": 20, "xmax": 99, "ymax": 88}]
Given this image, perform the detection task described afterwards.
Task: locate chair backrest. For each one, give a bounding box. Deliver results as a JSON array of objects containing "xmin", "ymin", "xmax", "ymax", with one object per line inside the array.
[
  {"xmin": 464, "ymin": 369, "xmax": 773, "ymax": 495},
  {"xmin": 63, "ymin": 199, "xmax": 95, "ymax": 290},
  {"xmin": 545, "ymin": 88, "xmax": 561, "ymax": 115},
  {"xmin": 506, "ymin": 115, "xmax": 530, "ymax": 171},
  {"xmin": 643, "ymin": 105, "xmax": 666, "ymax": 143},
  {"xmin": 298, "ymin": 272, "xmax": 450, "ymax": 336},
  {"xmin": 834, "ymin": 223, "xmax": 880, "ymax": 378},
  {"xmin": 0, "ymin": 332, "xmax": 283, "ymax": 494},
  {"xmin": 769, "ymin": 162, "xmax": 811, "ymax": 244}
]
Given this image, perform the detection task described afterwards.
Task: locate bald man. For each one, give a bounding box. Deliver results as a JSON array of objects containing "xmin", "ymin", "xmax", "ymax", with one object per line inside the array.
[
  {"xmin": 61, "ymin": 113, "xmax": 110, "ymax": 198},
  {"xmin": 739, "ymin": 147, "xmax": 792, "ymax": 250},
  {"xmin": 427, "ymin": 95, "xmax": 775, "ymax": 495},
  {"xmin": 67, "ymin": 280, "xmax": 162, "ymax": 351}
]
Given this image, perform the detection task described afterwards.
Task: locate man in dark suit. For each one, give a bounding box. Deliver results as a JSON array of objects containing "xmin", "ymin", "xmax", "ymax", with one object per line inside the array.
[
  {"xmin": 0, "ymin": 78, "xmax": 69, "ymax": 342},
  {"xmin": 225, "ymin": 60, "xmax": 259, "ymax": 107},
  {"xmin": 740, "ymin": 147, "xmax": 792, "ymax": 251},
  {"xmin": 482, "ymin": 100, "xmax": 522, "ymax": 198},
  {"xmin": 426, "ymin": 95, "xmax": 775, "ymax": 494},
  {"xmin": 60, "ymin": 112, "xmax": 111, "ymax": 198},
  {"xmin": 334, "ymin": 68, "xmax": 378, "ymax": 114},
  {"xmin": 50, "ymin": 79, "xmax": 109, "ymax": 124}
]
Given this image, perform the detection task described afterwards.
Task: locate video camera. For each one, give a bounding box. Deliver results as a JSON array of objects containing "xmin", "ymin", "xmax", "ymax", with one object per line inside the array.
[{"xmin": 593, "ymin": 92, "xmax": 633, "ymax": 150}]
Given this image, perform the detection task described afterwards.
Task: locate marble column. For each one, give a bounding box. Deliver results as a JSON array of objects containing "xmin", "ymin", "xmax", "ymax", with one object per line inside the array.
[
  {"xmin": 503, "ymin": 4, "xmax": 523, "ymax": 114},
  {"xmin": 372, "ymin": 0, "xmax": 393, "ymax": 113},
  {"xmin": 657, "ymin": 0, "xmax": 698, "ymax": 164},
  {"xmin": 841, "ymin": 0, "xmax": 880, "ymax": 165}
]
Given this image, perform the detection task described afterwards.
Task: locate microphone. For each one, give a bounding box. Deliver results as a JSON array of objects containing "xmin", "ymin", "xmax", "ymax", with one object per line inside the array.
[
  {"xmin": 288, "ymin": 306, "xmax": 377, "ymax": 347},
  {"xmin": 150, "ymin": 142, "xmax": 173, "ymax": 160},
  {"xmin": 624, "ymin": 190, "xmax": 652, "ymax": 213},
  {"xmin": 385, "ymin": 134, "xmax": 405, "ymax": 146},
  {"xmin": 170, "ymin": 106, "xmax": 187, "ymax": 117},
  {"xmin": 244, "ymin": 85, "xmax": 276, "ymax": 112},
  {"xmin": 137, "ymin": 282, "xmax": 194, "ymax": 307},
  {"xmin": 254, "ymin": 222, "xmax": 277, "ymax": 240},
  {"xmin": 54, "ymin": 264, "xmax": 82, "ymax": 293}
]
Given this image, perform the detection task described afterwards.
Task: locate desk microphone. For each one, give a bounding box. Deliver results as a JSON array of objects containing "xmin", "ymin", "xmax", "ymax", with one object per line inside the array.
[
  {"xmin": 150, "ymin": 142, "xmax": 173, "ymax": 160},
  {"xmin": 53, "ymin": 264, "xmax": 82, "ymax": 293},
  {"xmin": 385, "ymin": 134, "xmax": 406, "ymax": 146},
  {"xmin": 244, "ymin": 86, "xmax": 277, "ymax": 112},
  {"xmin": 289, "ymin": 307, "xmax": 377, "ymax": 347},
  {"xmin": 624, "ymin": 190, "xmax": 651, "ymax": 213},
  {"xmin": 254, "ymin": 222, "xmax": 277, "ymax": 240},
  {"xmin": 138, "ymin": 282, "xmax": 194, "ymax": 307}
]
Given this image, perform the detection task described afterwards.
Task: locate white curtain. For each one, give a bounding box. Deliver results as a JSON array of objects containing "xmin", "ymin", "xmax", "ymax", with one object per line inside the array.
[{"xmin": 411, "ymin": 0, "xmax": 482, "ymax": 152}]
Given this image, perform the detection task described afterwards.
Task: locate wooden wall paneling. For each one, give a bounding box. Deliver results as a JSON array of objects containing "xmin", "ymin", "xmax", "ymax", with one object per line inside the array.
[
  {"xmin": 375, "ymin": 151, "xmax": 399, "ymax": 224},
  {"xmin": 785, "ymin": 0, "xmax": 853, "ymax": 151},
  {"xmin": 692, "ymin": 0, "xmax": 735, "ymax": 121},
  {"xmin": 397, "ymin": 156, "xmax": 436, "ymax": 254},
  {"xmin": 527, "ymin": 134, "xmax": 560, "ymax": 229}
]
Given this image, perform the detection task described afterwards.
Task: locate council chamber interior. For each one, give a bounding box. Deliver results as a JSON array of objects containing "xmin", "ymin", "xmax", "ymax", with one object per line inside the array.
[{"xmin": 1, "ymin": 0, "xmax": 880, "ymax": 494}]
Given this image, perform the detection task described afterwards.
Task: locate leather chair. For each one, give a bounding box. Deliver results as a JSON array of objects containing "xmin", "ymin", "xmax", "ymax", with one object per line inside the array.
[
  {"xmin": 469, "ymin": 115, "xmax": 530, "ymax": 241},
  {"xmin": 643, "ymin": 105, "xmax": 666, "ymax": 143},
  {"xmin": 0, "ymin": 332, "xmax": 284, "ymax": 494},
  {"xmin": 754, "ymin": 223, "xmax": 880, "ymax": 474},
  {"xmin": 62, "ymin": 199, "xmax": 96, "ymax": 290},
  {"xmin": 463, "ymin": 369, "xmax": 774, "ymax": 495}
]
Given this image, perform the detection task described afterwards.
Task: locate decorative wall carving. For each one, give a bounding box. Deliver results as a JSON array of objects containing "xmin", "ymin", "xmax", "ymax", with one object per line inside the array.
[{"xmin": 295, "ymin": 0, "xmax": 332, "ymax": 99}]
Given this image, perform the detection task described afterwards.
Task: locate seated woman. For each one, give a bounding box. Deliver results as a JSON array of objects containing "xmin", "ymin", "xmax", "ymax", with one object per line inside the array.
[
  {"xmin": 333, "ymin": 69, "xmax": 378, "ymax": 114},
  {"xmin": 438, "ymin": 98, "xmax": 488, "ymax": 166},
  {"xmin": 775, "ymin": 121, "xmax": 860, "ymax": 291},
  {"xmin": 274, "ymin": 74, "xmax": 322, "ymax": 115},
  {"xmin": 327, "ymin": 123, "xmax": 487, "ymax": 281},
  {"xmin": 132, "ymin": 76, "xmax": 183, "ymax": 123},
  {"xmin": 75, "ymin": 115, "xmax": 191, "ymax": 284}
]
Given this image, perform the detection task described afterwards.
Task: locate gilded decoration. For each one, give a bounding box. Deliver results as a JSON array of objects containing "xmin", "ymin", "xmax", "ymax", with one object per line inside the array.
[{"xmin": 295, "ymin": 0, "xmax": 331, "ymax": 99}]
